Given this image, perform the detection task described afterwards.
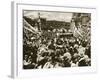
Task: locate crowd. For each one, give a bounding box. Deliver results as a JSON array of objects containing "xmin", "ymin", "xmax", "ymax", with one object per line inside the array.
[{"xmin": 23, "ymin": 25, "xmax": 91, "ymax": 69}]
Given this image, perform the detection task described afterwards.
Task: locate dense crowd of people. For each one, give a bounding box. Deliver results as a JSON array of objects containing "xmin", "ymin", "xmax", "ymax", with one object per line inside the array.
[{"xmin": 23, "ymin": 23, "xmax": 91, "ymax": 69}]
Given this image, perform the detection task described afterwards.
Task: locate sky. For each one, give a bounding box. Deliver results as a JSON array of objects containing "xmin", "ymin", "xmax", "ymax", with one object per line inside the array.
[{"xmin": 24, "ymin": 10, "xmax": 73, "ymax": 22}]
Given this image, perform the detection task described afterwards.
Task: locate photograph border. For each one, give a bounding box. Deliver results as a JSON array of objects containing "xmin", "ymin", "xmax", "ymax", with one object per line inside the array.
[{"xmin": 11, "ymin": 1, "xmax": 97, "ymax": 78}]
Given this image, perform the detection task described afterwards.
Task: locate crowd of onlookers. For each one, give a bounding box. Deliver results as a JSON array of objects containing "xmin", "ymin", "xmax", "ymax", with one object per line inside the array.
[{"xmin": 23, "ymin": 26, "xmax": 91, "ymax": 69}]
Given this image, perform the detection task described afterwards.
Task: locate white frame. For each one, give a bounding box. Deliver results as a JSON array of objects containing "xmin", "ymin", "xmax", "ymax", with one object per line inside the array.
[{"xmin": 11, "ymin": 1, "xmax": 97, "ymax": 78}]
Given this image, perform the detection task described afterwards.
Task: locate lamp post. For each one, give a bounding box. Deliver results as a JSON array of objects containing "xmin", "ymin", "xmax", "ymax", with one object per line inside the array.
[{"xmin": 37, "ymin": 12, "xmax": 41, "ymax": 31}]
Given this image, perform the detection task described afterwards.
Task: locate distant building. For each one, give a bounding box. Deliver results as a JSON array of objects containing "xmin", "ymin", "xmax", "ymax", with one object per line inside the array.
[{"xmin": 70, "ymin": 13, "xmax": 91, "ymax": 41}]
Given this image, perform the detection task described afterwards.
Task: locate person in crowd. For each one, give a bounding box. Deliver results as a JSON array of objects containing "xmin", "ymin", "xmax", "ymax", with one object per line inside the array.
[
  {"xmin": 78, "ymin": 55, "xmax": 91, "ymax": 66},
  {"xmin": 62, "ymin": 51, "xmax": 72, "ymax": 67}
]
